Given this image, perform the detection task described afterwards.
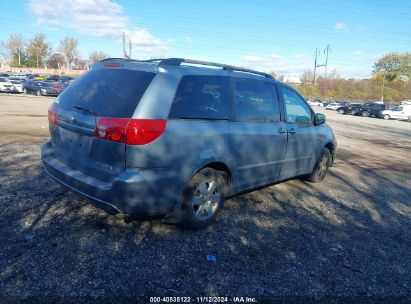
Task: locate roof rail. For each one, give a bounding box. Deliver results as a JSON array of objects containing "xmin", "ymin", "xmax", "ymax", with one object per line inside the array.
[
  {"xmin": 99, "ymin": 57, "xmax": 274, "ymax": 79},
  {"xmin": 160, "ymin": 58, "xmax": 273, "ymax": 79}
]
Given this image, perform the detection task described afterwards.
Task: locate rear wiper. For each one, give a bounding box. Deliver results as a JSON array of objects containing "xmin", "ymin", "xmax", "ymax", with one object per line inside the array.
[{"xmin": 73, "ymin": 106, "xmax": 98, "ymax": 116}]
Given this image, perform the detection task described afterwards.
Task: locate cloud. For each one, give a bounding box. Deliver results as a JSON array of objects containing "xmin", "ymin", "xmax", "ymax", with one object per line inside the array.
[
  {"xmin": 334, "ymin": 22, "xmax": 350, "ymax": 31},
  {"xmin": 241, "ymin": 53, "xmax": 311, "ymax": 77},
  {"xmin": 354, "ymin": 50, "xmax": 364, "ymax": 56},
  {"xmin": 185, "ymin": 36, "xmax": 193, "ymax": 44},
  {"xmin": 28, "ymin": 0, "xmax": 167, "ymax": 55}
]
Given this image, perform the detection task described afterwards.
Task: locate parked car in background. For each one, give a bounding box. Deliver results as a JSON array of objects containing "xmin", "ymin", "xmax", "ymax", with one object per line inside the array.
[
  {"xmin": 23, "ymin": 80, "xmax": 63, "ymax": 96},
  {"xmin": 34, "ymin": 75, "xmax": 47, "ymax": 81},
  {"xmin": 308, "ymin": 99, "xmax": 324, "ymax": 107},
  {"xmin": 356, "ymin": 103, "xmax": 389, "ymax": 117},
  {"xmin": 10, "ymin": 80, "xmax": 23, "ymax": 93},
  {"xmin": 38, "ymin": 81, "xmax": 63, "ymax": 96},
  {"xmin": 381, "ymin": 104, "xmax": 411, "ymax": 121},
  {"xmin": 325, "ymin": 102, "xmax": 342, "ymax": 110},
  {"xmin": 59, "ymin": 76, "xmax": 73, "ymax": 83},
  {"xmin": 0, "ymin": 77, "xmax": 14, "ymax": 92},
  {"xmin": 41, "ymin": 57, "xmax": 337, "ymax": 228},
  {"xmin": 336, "ymin": 103, "xmax": 362, "ymax": 114},
  {"xmin": 46, "ymin": 75, "xmax": 60, "ymax": 81}
]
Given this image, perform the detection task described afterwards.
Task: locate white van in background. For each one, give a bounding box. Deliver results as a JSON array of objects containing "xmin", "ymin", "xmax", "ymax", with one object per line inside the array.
[{"xmin": 381, "ymin": 104, "xmax": 411, "ymax": 121}]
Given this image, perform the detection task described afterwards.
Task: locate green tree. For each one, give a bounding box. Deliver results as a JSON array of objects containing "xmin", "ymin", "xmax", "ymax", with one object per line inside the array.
[{"xmin": 373, "ymin": 53, "xmax": 411, "ymax": 82}]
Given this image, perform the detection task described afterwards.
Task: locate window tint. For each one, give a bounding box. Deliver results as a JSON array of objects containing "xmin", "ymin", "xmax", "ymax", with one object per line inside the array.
[
  {"xmin": 56, "ymin": 68, "xmax": 155, "ymax": 117},
  {"xmin": 393, "ymin": 106, "xmax": 403, "ymax": 111},
  {"xmin": 169, "ymin": 75, "xmax": 229, "ymax": 119},
  {"xmin": 281, "ymin": 86, "xmax": 312, "ymax": 124},
  {"xmin": 232, "ymin": 80, "xmax": 280, "ymax": 122}
]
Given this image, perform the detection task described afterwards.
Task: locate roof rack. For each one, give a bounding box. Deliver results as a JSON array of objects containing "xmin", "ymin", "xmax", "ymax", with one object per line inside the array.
[{"xmin": 99, "ymin": 57, "xmax": 274, "ymax": 79}]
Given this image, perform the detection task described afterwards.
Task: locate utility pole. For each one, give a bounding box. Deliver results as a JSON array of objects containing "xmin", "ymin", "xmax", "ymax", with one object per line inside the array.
[
  {"xmin": 122, "ymin": 32, "xmax": 127, "ymax": 59},
  {"xmin": 313, "ymin": 45, "xmax": 329, "ymax": 85},
  {"xmin": 313, "ymin": 48, "xmax": 319, "ymax": 85},
  {"xmin": 129, "ymin": 40, "xmax": 132, "ymax": 59},
  {"xmin": 324, "ymin": 44, "xmax": 331, "ymax": 78}
]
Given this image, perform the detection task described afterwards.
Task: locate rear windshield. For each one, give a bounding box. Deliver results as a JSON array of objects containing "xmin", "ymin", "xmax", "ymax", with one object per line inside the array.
[{"xmin": 56, "ymin": 68, "xmax": 155, "ymax": 117}]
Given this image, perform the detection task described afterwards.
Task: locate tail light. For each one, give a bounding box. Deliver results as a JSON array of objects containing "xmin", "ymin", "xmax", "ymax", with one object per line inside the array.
[
  {"xmin": 93, "ymin": 118, "xmax": 167, "ymax": 145},
  {"xmin": 48, "ymin": 104, "xmax": 58, "ymax": 124},
  {"xmin": 53, "ymin": 85, "xmax": 62, "ymax": 90}
]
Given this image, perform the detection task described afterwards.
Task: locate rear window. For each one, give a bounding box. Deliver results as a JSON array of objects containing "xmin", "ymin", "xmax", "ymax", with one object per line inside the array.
[
  {"xmin": 169, "ymin": 75, "xmax": 229, "ymax": 120},
  {"xmin": 56, "ymin": 68, "xmax": 155, "ymax": 117}
]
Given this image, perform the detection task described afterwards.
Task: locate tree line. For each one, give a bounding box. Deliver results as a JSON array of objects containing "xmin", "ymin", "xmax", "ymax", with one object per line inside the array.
[
  {"xmin": 293, "ymin": 53, "xmax": 411, "ymax": 103},
  {"xmin": 0, "ymin": 33, "xmax": 110, "ymax": 70}
]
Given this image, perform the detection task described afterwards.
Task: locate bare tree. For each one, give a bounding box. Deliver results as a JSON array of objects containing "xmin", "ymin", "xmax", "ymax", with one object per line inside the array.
[
  {"xmin": 26, "ymin": 34, "xmax": 52, "ymax": 68},
  {"xmin": 89, "ymin": 50, "xmax": 110, "ymax": 63},
  {"xmin": 59, "ymin": 36, "xmax": 79, "ymax": 70},
  {"xmin": 0, "ymin": 33, "xmax": 26, "ymax": 66},
  {"xmin": 47, "ymin": 53, "xmax": 66, "ymax": 69}
]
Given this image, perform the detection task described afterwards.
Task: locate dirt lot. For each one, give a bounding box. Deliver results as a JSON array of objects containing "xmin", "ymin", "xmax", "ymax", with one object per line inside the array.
[{"xmin": 1, "ymin": 94, "xmax": 410, "ymax": 301}]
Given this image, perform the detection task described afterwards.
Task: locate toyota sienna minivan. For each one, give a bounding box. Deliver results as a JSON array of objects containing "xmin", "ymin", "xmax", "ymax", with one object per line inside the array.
[{"xmin": 41, "ymin": 58, "xmax": 336, "ymax": 228}]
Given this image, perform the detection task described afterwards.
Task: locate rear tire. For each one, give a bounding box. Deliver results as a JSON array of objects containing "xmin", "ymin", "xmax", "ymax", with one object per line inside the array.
[
  {"xmin": 383, "ymin": 114, "xmax": 390, "ymax": 120},
  {"xmin": 304, "ymin": 148, "xmax": 331, "ymax": 183},
  {"xmin": 179, "ymin": 168, "xmax": 227, "ymax": 229},
  {"xmin": 338, "ymin": 109, "xmax": 346, "ymax": 114},
  {"xmin": 23, "ymin": 88, "xmax": 28, "ymax": 94},
  {"xmin": 36, "ymin": 90, "xmax": 42, "ymax": 96},
  {"xmin": 362, "ymin": 111, "xmax": 370, "ymax": 117}
]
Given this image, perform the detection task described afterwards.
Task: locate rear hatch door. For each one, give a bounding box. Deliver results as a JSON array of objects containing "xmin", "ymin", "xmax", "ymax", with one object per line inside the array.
[{"xmin": 50, "ymin": 67, "xmax": 155, "ymax": 182}]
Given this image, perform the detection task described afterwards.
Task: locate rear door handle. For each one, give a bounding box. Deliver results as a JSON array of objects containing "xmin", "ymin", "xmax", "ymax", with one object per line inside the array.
[
  {"xmin": 288, "ymin": 128, "xmax": 296, "ymax": 135},
  {"xmin": 278, "ymin": 127, "xmax": 287, "ymax": 134}
]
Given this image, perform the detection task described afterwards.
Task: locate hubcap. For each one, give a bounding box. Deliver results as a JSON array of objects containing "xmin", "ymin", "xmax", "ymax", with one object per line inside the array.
[
  {"xmin": 192, "ymin": 180, "xmax": 220, "ymax": 220},
  {"xmin": 317, "ymin": 153, "xmax": 329, "ymax": 178}
]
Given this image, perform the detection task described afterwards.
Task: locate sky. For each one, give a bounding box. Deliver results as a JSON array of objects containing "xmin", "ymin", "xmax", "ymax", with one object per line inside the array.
[{"xmin": 0, "ymin": 0, "xmax": 410, "ymax": 78}]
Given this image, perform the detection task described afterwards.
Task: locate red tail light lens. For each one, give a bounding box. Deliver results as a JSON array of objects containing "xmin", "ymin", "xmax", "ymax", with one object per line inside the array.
[
  {"xmin": 53, "ymin": 85, "xmax": 62, "ymax": 90},
  {"xmin": 126, "ymin": 119, "xmax": 167, "ymax": 145},
  {"xmin": 93, "ymin": 118, "xmax": 166, "ymax": 145},
  {"xmin": 48, "ymin": 104, "xmax": 58, "ymax": 124},
  {"xmin": 93, "ymin": 118, "xmax": 129, "ymax": 143}
]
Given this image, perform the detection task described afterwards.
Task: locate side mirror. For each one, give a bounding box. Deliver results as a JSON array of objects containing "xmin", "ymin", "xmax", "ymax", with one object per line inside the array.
[{"xmin": 314, "ymin": 113, "xmax": 326, "ymax": 125}]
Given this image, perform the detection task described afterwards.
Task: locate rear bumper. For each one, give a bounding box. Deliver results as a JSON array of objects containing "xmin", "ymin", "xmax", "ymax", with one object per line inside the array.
[{"xmin": 41, "ymin": 141, "xmax": 179, "ymax": 216}]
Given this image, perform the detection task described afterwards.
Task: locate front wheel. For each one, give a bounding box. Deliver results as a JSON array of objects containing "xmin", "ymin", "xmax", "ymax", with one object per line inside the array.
[
  {"xmin": 338, "ymin": 109, "xmax": 346, "ymax": 114},
  {"xmin": 36, "ymin": 90, "xmax": 42, "ymax": 96},
  {"xmin": 23, "ymin": 88, "xmax": 28, "ymax": 94},
  {"xmin": 362, "ymin": 111, "xmax": 370, "ymax": 117},
  {"xmin": 383, "ymin": 114, "xmax": 390, "ymax": 120},
  {"xmin": 304, "ymin": 148, "xmax": 331, "ymax": 183},
  {"xmin": 180, "ymin": 168, "xmax": 227, "ymax": 229}
]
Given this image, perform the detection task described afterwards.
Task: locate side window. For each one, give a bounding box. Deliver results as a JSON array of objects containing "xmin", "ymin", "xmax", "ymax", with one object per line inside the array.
[
  {"xmin": 169, "ymin": 75, "xmax": 229, "ymax": 119},
  {"xmin": 393, "ymin": 106, "xmax": 403, "ymax": 112},
  {"xmin": 232, "ymin": 79, "xmax": 280, "ymax": 122},
  {"xmin": 281, "ymin": 86, "xmax": 312, "ymax": 125}
]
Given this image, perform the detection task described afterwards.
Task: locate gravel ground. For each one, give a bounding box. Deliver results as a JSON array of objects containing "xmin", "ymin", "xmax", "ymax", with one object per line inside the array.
[{"xmin": 1, "ymin": 94, "xmax": 411, "ymax": 301}]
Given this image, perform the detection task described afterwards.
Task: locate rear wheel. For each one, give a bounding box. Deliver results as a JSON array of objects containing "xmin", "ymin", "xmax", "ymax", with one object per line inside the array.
[
  {"xmin": 180, "ymin": 168, "xmax": 227, "ymax": 229},
  {"xmin": 338, "ymin": 109, "xmax": 346, "ymax": 114},
  {"xmin": 362, "ymin": 111, "xmax": 370, "ymax": 117},
  {"xmin": 304, "ymin": 148, "xmax": 331, "ymax": 183},
  {"xmin": 23, "ymin": 88, "xmax": 28, "ymax": 94},
  {"xmin": 383, "ymin": 114, "xmax": 390, "ymax": 120},
  {"xmin": 36, "ymin": 90, "xmax": 42, "ymax": 96}
]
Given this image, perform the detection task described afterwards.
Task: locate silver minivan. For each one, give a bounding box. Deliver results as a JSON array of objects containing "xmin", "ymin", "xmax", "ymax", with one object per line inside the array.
[{"xmin": 41, "ymin": 58, "xmax": 337, "ymax": 228}]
